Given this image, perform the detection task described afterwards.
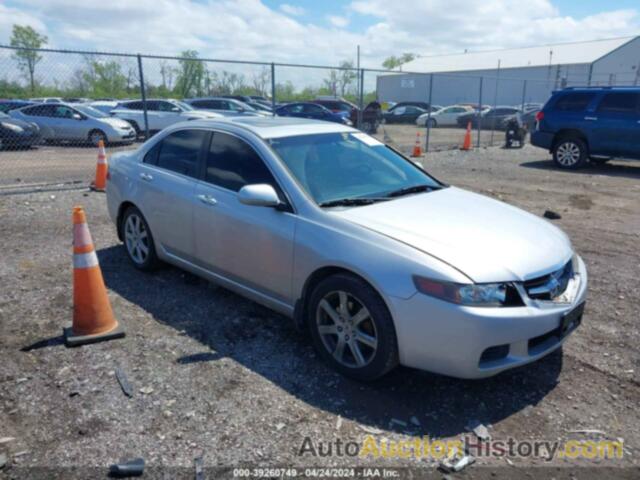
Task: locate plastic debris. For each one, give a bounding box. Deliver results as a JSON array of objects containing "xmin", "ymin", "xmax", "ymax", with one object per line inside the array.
[
  {"xmin": 115, "ymin": 367, "xmax": 133, "ymax": 398},
  {"xmin": 359, "ymin": 425, "xmax": 383, "ymax": 435},
  {"xmin": 109, "ymin": 457, "xmax": 144, "ymax": 477},
  {"xmin": 194, "ymin": 455, "xmax": 204, "ymax": 480},
  {"xmin": 439, "ymin": 449, "xmax": 476, "ymax": 473},
  {"xmin": 543, "ymin": 210, "xmax": 562, "ymax": 220},
  {"xmin": 466, "ymin": 419, "xmax": 491, "ymax": 440}
]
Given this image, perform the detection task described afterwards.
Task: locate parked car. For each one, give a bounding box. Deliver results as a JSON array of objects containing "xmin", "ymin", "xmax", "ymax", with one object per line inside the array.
[
  {"xmin": 501, "ymin": 109, "xmax": 539, "ymax": 132},
  {"xmin": 0, "ymin": 111, "xmax": 40, "ymax": 149},
  {"xmin": 106, "ymin": 116, "xmax": 587, "ymax": 381},
  {"xmin": 11, "ymin": 103, "xmax": 136, "ymax": 146},
  {"xmin": 388, "ymin": 101, "xmax": 431, "ymax": 112},
  {"xmin": 87, "ymin": 100, "xmax": 120, "ymax": 114},
  {"xmin": 29, "ymin": 97, "xmax": 63, "ymax": 103},
  {"xmin": 382, "ymin": 105, "xmax": 428, "ymax": 124},
  {"xmin": 111, "ymin": 99, "xmax": 222, "ymax": 134},
  {"xmin": 275, "ymin": 102, "xmax": 352, "ymax": 125},
  {"xmin": 531, "ymin": 87, "xmax": 640, "ymax": 169},
  {"xmin": 416, "ymin": 105, "xmax": 474, "ymax": 127},
  {"xmin": 0, "ymin": 100, "xmax": 35, "ymax": 113},
  {"xmin": 246, "ymin": 101, "xmax": 273, "ymax": 114},
  {"xmin": 184, "ymin": 97, "xmax": 266, "ymax": 117},
  {"xmin": 457, "ymin": 106, "xmax": 521, "ymax": 129},
  {"xmin": 312, "ymin": 98, "xmax": 356, "ymax": 118}
]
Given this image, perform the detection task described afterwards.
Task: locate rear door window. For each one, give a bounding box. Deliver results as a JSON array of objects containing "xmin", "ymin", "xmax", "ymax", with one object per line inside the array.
[
  {"xmin": 155, "ymin": 129, "xmax": 207, "ymax": 177},
  {"xmin": 553, "ymin": 93, "xmax": 596, "ymax": 112},
  {"xmin": 596, "ymin": 92, "xmax": 640, "ymax": 115}
]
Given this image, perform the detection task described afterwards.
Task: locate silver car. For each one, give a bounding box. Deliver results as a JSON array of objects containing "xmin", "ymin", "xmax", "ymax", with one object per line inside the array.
[
  {"xmin": 11, "ymin": 103, "xmax": 135, "ymax": 145},
  {"xmin": 106, "ymin": 117, "xmax": 588, "ymax": 381}
]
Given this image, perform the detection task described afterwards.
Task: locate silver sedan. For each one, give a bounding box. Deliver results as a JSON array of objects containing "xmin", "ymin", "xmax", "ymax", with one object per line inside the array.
[
  {"xmin": 10, "ymin": 103, "xmax": 136, "ymax": 146},
  {"xmin": 106, "ymin": 117, "xmax": 587, "ymax": 381}
]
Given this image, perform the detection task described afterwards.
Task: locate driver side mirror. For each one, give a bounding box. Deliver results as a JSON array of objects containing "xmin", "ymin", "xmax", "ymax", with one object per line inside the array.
[{"xmin": 238, "ymin": 184, "xmax": 281, "ymax": 208}]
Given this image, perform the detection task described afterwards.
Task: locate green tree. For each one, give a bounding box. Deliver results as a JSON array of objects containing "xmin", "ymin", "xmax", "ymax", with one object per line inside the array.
[
  {"xmin": 10, "ymin": 24, "xmax": 48, "ymax": 93},
  {"xmin": 337, "ymin": 60, "xmax": 358, "ymax": 96},
  {"xmin": 82, "ymin": 59, "xmax": 128, "ymax": 98},
  {"xmin": 174, "ymin": 50, "xmax": 205, "ymax": 97},
  {"xmin": 382, "ymin": 53, "xmax": 416, "ymax": 71}
]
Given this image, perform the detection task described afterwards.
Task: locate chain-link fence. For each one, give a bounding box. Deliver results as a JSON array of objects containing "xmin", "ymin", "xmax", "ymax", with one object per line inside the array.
[{"xmin": 0, "ymin": 44, "xmax": 637, "ymax": 188}]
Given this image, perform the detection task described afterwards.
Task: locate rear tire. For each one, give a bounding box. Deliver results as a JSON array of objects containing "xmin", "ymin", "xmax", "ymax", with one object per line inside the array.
[
  {"xmin": 307, "ymin": 273, "xmax": 399, "ymax": 381},
  {"xmin": 121, "ymin": 206, "xmax": 159, "ymax": 271},
  {"xmin": 553, "ymin": 137, "xmax": 588, "ymax": 169}
]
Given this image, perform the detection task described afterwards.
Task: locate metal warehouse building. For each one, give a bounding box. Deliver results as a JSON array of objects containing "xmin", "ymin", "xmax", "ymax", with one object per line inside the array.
[{"xmin": 376, "ymin": 36, "xmax": 640, "ymax": 107}]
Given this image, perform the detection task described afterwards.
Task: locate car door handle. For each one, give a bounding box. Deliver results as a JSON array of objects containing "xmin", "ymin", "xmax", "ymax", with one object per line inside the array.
[
  {"xmin": 584, "ymin": 116, "xmax": 598, "ymax": 121},
  {"xmin": 197, "ymin": 194, "xmax": 217, "ymax": 206},
  {"xmin": 139, "ymin": 172, "xmax": 153, "ymax": 182}
]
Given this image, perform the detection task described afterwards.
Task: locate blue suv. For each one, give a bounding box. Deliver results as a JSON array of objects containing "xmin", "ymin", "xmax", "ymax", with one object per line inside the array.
[{"xmin": 531, "ymin": 87, "xmax": 640, "ymax": 169}]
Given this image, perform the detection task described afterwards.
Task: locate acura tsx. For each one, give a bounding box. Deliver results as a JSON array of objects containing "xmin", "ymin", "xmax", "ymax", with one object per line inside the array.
[{"xmin": 106, "ymin": 116, "xmax": 587, "ymax": 381}]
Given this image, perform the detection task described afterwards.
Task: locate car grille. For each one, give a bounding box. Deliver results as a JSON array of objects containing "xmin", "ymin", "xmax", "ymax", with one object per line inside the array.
[{"xmin": 523, "ymin": 260, "xmax": 573, "ymax": 301}]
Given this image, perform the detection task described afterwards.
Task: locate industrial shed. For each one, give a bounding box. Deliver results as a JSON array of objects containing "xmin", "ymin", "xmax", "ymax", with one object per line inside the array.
[{"xmin": 376, "ymin": 36, "xmax": 640, "ymax": 107}]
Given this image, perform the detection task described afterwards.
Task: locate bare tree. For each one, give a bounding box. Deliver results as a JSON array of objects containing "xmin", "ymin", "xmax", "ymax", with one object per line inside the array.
[{"xmin": 251, "ymin": 67, "xmax": 271, "ymax": 96}]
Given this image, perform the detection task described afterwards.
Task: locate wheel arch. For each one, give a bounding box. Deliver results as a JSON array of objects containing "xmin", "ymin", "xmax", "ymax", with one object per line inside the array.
[
  {"xmin": 116, "ymin": 200, "xmax": 138, "ymax": 241},
  {"xmin": 552, "ymin": 129, "xmax": 589, "ymax": 150},
  {"xmin": 293, "ymin": 265, "xmax": 393, "ymax": 333}
]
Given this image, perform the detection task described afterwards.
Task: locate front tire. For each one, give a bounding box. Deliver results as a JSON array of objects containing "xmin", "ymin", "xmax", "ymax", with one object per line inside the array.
[
  {"xmin": 307, "ymin": 273, "xmax": 398, "ymax": 381},
  {"xmin": 426, "ymin": 118, "xmax": 437, "ymax": 128},
  {"xmin": 121, "ymin": 206, "xmax": 159, "ymax": 271},
  {"xmin": 553, "ymin": 137, "xmax": 588, "ymax": 169},
  {"xmin": 88, "ymin": 129, "xmax": 107, "ymax": 147}
]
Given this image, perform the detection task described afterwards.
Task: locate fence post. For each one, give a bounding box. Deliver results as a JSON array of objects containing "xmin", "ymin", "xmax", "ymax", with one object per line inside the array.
[
  {"xmin": 425, "ymin": 74, "xmax": 433, "ymax": 153},
  {"xmin": 137, "ymin": 54, "xmax": 149, "ymax": 140},
  {"xmin": 271, "ymin": 63, "xmax": 276, "ymax": 116},
  {"xmin": 520, "ymin": 80, "xmax": 527, "ymax": 111},
  {"xmin": 476, "ymin": 77, "xmax": 483, "ymax": 148},
  {"xmin": 358, "ymin": 69, "xmax": 364, "ymax": 129}
]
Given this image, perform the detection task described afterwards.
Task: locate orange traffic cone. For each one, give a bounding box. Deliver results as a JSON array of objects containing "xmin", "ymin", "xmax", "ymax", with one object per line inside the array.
[
  {"xmin": 461, "ymin": 121, "xmax": 472, "ymax": 151},
  {"xmin": 64, "ymin": 206, "xmax": 124, "ymax": 347},
  {"xmin": 411, "ymin": 132, "xmax": 423, "ymax": 157},
  {"xmin": 91, "ymin": 140, "xmax": 108, "ymax": 191}
]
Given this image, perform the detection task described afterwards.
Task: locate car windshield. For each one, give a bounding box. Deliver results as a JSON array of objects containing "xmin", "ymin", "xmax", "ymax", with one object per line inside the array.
[
  {"xmin": 74, "ymin": 105, "xmax": 109, "ymax": 118},
  {"xmin": 173, "ymin": 100, "xmax": 194, "ymax": 111},
  {"xmin": 269, "ymin": 132, "xmax": 442, "ymax": 206}
]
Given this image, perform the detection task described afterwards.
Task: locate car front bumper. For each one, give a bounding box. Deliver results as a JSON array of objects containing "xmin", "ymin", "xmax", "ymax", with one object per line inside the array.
[
  {"xmin": 110, "ymin": 130, "xmax": 137, "ymax": 142},
  {"xmin": 387, "ymin": 255, "xmax": 588, "ymax": 379}
]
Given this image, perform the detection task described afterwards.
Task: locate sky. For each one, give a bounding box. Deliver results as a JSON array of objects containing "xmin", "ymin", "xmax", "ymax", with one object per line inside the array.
[{"xmin": 0, "ymin": 0, "xmax": 638, "ymax": 69}]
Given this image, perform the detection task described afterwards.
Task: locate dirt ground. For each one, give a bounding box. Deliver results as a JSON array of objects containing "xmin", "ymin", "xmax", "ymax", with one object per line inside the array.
[{"xmin": 0, "ymin": 144, "xmax": 639, "ymax": 479}]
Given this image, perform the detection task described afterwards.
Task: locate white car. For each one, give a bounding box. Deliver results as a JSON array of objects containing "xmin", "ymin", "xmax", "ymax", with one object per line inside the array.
[
  {"xmin": 110, "ymin": 99, "xmax": 222, "ymax": 135},
  {"xmin": 416, "ymin": 105, "xmax": 474, "ymax": 127},
  {"xmin": 106, "ymin": 116, "xmax": 587, "ymax": 381}
]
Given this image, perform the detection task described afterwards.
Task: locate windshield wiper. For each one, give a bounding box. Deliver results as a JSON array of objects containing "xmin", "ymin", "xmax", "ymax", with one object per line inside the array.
[
  {"xmin": 319, "ymin": 197, "xmax": 389, "ymax": 208},
  {"xmin": 385, "ymin": 184, "xmax": 442, "ymax": 198}
]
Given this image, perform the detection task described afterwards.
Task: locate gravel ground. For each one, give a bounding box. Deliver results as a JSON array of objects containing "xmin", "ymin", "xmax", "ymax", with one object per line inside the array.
[{"xmin": 0, "ymin": 144, "xmax": 639, "ymax": 479}]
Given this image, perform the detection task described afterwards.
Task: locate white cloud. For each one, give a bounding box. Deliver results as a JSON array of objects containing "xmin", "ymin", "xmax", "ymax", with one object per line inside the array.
[
  {"xmin": 327, "ymin": 15, "xmax": 349, "ymax": 28},
  {"xmin": 279, "ymin": 3, "xmax": 305, "ymax": 17}
]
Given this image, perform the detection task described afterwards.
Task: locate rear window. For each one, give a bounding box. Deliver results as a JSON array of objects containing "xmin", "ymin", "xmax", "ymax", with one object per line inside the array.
[
  {"xmin": 596, "ymin": 92, "xmax": 640, "ymax": 114},
  {"xmin": 552, "ymin": 93, "xmax": 596, "ymax": 112}
]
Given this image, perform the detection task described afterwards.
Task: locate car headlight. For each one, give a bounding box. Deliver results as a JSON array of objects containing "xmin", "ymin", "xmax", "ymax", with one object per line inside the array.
[
  {"xmin": 413, "ymin": 276, "xmax": 514, "ymax": 307},
  {"xmin": 1, "ymin": 122, "xmax": 23, "ymax": 133}
]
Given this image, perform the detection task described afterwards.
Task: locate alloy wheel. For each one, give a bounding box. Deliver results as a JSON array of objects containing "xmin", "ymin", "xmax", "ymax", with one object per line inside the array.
[
  {"xmin": 124, "ymin": 213, "xmax": 150, "ymax": 265},
  {"xmin": 315, "ymin": 290, "xmax": 378, "ymax": 368},
  {"xmin": 556, "ymin": 141, "xmax": 581, "ymax": 167}
]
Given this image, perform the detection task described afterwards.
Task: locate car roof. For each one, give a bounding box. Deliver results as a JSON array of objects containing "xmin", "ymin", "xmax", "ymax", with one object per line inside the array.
[{"xmin": 179, "ymin": 116, "xmax": 354, "ymax": 139}]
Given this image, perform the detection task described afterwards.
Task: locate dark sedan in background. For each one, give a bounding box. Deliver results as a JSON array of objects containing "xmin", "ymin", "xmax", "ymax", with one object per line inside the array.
[
  {"xmin": 275, "ymin": 102, "xmax": 352, "ymax": 125},
  {"xmin": 457, "ymin": 106, "xmax": 521, "ymax": 130},
  {"xmin": 382, "ymin": 105, "xmax": 428, "ymax": 124},
  {"xmin": 0, "ymin": 111, "xmax": 40, "ymax": 149}
]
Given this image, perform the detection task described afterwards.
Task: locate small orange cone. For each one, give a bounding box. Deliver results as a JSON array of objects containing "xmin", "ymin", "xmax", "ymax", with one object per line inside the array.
[
  {"xmin": 411, "ymin": 132, "xmax": 423, "ymax": 157},
  {"xmin": 461, "ymin": 121, "xmax": 472, "ymax": 151},
  {"xmin": 64, "ymin": 206, "xmax": 124, "ymax": 347},
  {"xmin": 91, "ymin": 140, "xmax": 108, "ymax": 191}
]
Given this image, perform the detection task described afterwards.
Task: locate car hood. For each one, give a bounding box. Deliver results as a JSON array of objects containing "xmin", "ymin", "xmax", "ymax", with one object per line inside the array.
[
  {"xmin": 99, "ymin": 117, "xmax": 133, "ymax": 129},
  {"xmin": 331, "ymin": 187, "xmax": 572, "ymax": 283},
  {"xmin": 181, "ymin": 110, "xmax": 223, "ymax": 119},
  {"xmin": 0, "ymin": 116, "xmax": 34, "ymax": 129}
]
